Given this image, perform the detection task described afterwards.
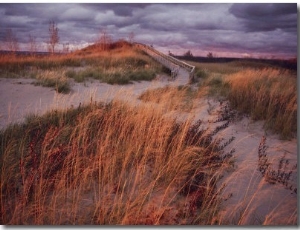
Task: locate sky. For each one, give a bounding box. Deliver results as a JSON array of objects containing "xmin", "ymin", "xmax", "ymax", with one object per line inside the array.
[{"xmin": 0, "ymin": 3, "xmax": 297, "ymax": 59}]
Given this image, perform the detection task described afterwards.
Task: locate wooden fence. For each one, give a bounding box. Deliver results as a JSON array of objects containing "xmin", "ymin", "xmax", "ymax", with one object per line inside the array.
[{"xmin": 134, "ymin": 42, "xmax": 195, "ymax": 82}]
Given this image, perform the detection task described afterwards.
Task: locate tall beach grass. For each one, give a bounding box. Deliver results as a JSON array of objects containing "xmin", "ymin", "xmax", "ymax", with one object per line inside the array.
[
  {"xmin": 225, "ymin": 68, "xmax": 296, "ymax": 139},
  {"xmin": 0, "ymin": 100, "xmax": 231, "ymax": 224},
  {"xmin": 193, "ymin": 66, "xmax": 296, "ymax": 139}
]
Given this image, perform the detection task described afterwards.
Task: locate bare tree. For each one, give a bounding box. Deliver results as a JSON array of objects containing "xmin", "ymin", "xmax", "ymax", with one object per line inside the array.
[
  {"xmin": 28, "ymin": 34, "xmax": 38, "ymax": 55},
  {"xmin": 0, "ymin": 27, "xmax": 2, "ymax": 51},
  {"xmin": 48, "ymin": 21, "xmax": 59, "ymax": 54},
  {"xmin": 62, "ymin": 43, "xmax": 70, "ymax": 53},
  {"xmin": 128, "ymin": 32, "xmax": 135, "ymax": 44},
  {"xmin": 168, "ymin": 50, "xmax": 175, "ymax": 57},
  {"xmin": 184, "ymin": 50, "xmax": 193, "ymax": 57},
  {"xmin": 207, "ymin": 52, "xmax": 214, "ymax": 59},
  {"xmin": 5, "ymin": 29, "xmax": 19, "ymax": 53},
  {"xmin": 98, "ymin": 28, "xmax": 112, "ymax": 51}
]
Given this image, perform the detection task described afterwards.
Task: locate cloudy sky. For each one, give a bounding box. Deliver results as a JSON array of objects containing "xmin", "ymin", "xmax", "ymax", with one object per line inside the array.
[{"xmin": 0, "ymin": 3, "xmax": 297, "ymax": 59}]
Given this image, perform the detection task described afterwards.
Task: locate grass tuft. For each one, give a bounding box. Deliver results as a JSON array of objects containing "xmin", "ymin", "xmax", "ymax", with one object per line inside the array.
[
  {"xmin": 139, "ymin": 86, "xmax": 197, "ymax": 112},
  {"xmin": 34, "ymin": 70, "xmax": 71, "ymax": 94}
]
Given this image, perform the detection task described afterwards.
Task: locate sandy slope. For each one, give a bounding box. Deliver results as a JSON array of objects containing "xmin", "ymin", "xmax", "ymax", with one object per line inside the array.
[
  {"xmin": 216, "ymin": 117, "xmax": 297, "ymax": 225},
  {"xmin": 0, "ymin": 74, "xmax": 297, "ymax": 225},
  {"xmin": 0, "ymin": 74, "xmax": 182, "ymax": 129},
  {"xmin": 182, "ymin": 98, "xmax": 297, "ymax": 225}
]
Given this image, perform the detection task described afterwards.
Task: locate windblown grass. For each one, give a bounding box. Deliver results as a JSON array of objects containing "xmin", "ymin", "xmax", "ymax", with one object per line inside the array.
[
  {"xmin": 225, "ymin": 68, "xmax": 296, "ymax": 139},
  {"xmin": 0, "ymin": 100, "xmax": 231, "ymax": 225},
  {"xmin": 139, "ymin": 86, "xmax": 197, "ymax": 112},
  {"xmin": 195, "ymin": 67, "xmax": 296, "ymax": 139}
]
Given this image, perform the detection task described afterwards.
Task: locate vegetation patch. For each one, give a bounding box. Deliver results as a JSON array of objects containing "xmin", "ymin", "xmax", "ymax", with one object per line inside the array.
[
  {"xmin": 225, "ymin": 68, "xmax": 296, "ymax": 139},
  {"xmin": 0, "ymin": 40, "xmax": 168, "ymax": 87},
  {"xmin": 66, "ymin": 67, "xmax": 156, "ymax": 85},
  {"xmin": 139, "ymin": 86, "xmax": 197, "ymax": 112},
  {"xmin": 34, "ymin": 70, "xmax": 71, "ymax": 94},
  {"xmin": 191, "ymin": 59, "xmax": 296, "ymax": 140},
  {"xmin": 0, "ymin": 101, "xmax": 232, "ymax": 224}
]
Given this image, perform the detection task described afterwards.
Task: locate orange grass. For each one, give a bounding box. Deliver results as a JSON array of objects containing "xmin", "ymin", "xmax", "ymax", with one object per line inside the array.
[
  {"xmin": 139, "ymin": 86, "xmax": 197, "ymax": 112},
  {"xmin": 225, "ymin": 68, "xmax": 296, "ymax": 139},
  {"xmin": 0, "ymin": 100, "xmax": 230, "ymax": 224}
]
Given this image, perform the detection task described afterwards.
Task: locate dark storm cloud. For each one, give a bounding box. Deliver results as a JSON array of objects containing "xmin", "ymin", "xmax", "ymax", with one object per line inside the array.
[
  {"xmin": 0, "ymin": 3, "xmax": 297, "ymax": 58},
  {"xmin": 79, "ymin": 3, "xmax": 151, "ymax": 17},
  {"xmin": 229, "ymin": 3, "xmax": 297, "ymax": 32},
  {"xmin": 230, "ymin": 3, "xmax": 296, "ymax": 18}
]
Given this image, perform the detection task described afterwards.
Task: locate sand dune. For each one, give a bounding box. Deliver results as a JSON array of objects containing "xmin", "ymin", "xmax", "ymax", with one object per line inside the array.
[{"xmin": 0, "ymin": 75, "xmax": 297, "ymax": 225}]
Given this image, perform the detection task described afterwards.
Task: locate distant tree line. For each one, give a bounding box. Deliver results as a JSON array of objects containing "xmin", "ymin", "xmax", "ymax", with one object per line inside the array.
[{"xmin": 173, "ymin": 50, "xmax": 215, "ymax": 59}]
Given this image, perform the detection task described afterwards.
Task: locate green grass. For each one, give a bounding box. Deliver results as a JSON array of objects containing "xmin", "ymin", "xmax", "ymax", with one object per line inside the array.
[
  {"xmin": 189, "ymin": 62, "xmax": 242, "ymax": 76},
  {"xmin": 33, "ymin": 70, "xmax": 71, "ymax": 94},
  {"xmin": 65, "ymin": 67, "xmax": 156, "ymax": 85}
]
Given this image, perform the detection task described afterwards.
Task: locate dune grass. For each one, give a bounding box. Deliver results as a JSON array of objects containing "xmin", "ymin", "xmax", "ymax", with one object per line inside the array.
[
  {"xmin": 66, "ymin": 66, "xmax": 157, "ymax": 85},
  {"xmin": 139, "ymin": 86, "xmax": 197, "ymax": 112},
  {"xmin": 185, "ymin": 58, "xmax": 296, "ymax": 77},
  {"xmin": 0, "ymin": 48, "xmax": 296, "ymax": 225},
  {"xmin": 0, "ymin": 41, "xmax": 167, "ymax": 88},
  {"xmin": 0, "ymin": 99, "xmax": 232, "ymax": 225},
  {"xmin": 192, "ymin": 66, "xmax": 296, "ymax": 140},
  {"xmin": 225, "ymin": 68, "xmax": 296, "ymax": 139},
  {"xmin": 33, "ymin": 70, "xmax": 71, "ymax": 93}
]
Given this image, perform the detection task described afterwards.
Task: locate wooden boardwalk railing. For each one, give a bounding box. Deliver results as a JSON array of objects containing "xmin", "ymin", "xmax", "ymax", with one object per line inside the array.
[{"xmin": 134, "ymin": 43, "xmax": 195, "ymax": 83}]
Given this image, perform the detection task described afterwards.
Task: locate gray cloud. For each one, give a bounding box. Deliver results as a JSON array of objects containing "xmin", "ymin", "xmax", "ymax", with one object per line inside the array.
[
  {"xmin": 0, "ymin": 3, "xmax": 297, "ymax": 59},
  {"xmin": 229, "ymin": 3, "xmax": 297, "ymax": 33}
]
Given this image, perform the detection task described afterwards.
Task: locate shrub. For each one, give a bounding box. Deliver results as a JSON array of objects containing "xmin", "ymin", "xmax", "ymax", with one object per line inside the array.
[{"xmin": 195, "ymin": 68, "xmax": 208, "ymax": 79}]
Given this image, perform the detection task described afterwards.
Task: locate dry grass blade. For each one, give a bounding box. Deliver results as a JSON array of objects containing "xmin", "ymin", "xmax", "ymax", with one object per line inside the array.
[{"xmin": 0, "ymin": 100, "xmax": 230, "ymax": 224}]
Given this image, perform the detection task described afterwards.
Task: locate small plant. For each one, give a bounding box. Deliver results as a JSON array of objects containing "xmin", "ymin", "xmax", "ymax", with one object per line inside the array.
[
  {"xmin": 195, "ymin": 68, "xmax": 208, "ymax": 79},
  {"xmin": 257, "ymin": 136, "xmax": 297, "ymax": 194}
]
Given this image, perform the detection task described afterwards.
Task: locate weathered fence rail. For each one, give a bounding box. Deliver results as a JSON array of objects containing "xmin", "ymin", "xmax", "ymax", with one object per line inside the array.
[{"xmin": 134, "ymin": 42, "xmax": 195, "ymax": 82}]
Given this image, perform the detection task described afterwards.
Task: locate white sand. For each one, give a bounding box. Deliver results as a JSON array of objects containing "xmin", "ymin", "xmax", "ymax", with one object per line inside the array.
[
  {"xmin": 0, "ymin": 73, "xmax": 297, "ymax": 225},
  {"xmin": 189, "ymin": 99, "xmax": 297, "ymax": 225},
  {"xmin": 0, "ymin": 74, "xmax": 186, "ymax": 129},
  {"xmin": 217, "ymin": 117, "xmax": 297, "ymax": 225}
]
